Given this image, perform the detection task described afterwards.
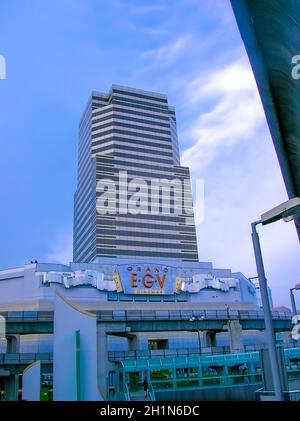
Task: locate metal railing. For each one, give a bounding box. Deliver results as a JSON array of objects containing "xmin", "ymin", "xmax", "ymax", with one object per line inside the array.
[
  {"xmin": 148, "ymin": 381, "xmax": 156, "ymax": 401},
  {"xmin": 109, "ymin": 382, "xmax": 130, "ymax": 401},
  {"xmin": 151, "ymin": 372, "xmax": 264, "ymax": 391},
  {"xmin": 108, "ymin": 345, "xmax": 272, "ymax": 362},
  {"xmin": 0, "ymin": 352, "xmax": 53, "ymax": 364},
  {"xmin": 255, "ymin": 388, "xmax": 300, "ymax": 401},
  {"xmin": 0, "ymin": 309, "xmax": 292, "ymax": 323},
  {"xmin": 95, "ymin": 309, "xmax": 292, "ymax": 322},
  {"xmin": 109, "ymin": 347, "xmax": 231, "ymax": 362},
  {"xmin": 0, "ymin": 311, "xmax": 53, "ymax": 321},
  {"xmin": 124, "ymin": 383, "xmax": 130, "ymax": 401}
]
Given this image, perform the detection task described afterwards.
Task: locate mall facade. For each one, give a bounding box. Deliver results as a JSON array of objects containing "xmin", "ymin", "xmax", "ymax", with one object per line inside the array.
[{"xmin": 0, "ymin": 86, "xmax": 297, "ymax": 401}]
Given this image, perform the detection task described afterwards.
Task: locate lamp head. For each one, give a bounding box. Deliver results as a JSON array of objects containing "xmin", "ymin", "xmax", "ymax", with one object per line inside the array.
[{"xmin": 261, "ymin": 197, "xmax": 300, "ymax": 225}]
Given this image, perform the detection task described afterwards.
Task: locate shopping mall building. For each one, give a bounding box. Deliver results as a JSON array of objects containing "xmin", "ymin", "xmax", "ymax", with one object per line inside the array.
[{"xmin": 0, "ymin": 86, "xmax": 298, "ymax": 401}]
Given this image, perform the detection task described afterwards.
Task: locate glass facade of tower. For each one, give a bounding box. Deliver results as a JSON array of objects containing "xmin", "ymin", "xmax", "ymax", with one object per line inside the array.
[{"xmin": 73, "ymin": 85, "xmax": 199, "ymax": 263}]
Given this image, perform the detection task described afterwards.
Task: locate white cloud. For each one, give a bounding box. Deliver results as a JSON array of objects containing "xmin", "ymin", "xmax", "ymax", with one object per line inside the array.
[
  {"xmin": 186, "ymin": 58, "xmax": 257, "ymax": 101},
  {"xmin": 130, "ymin": 4, "xmax": 165, "ymax": 15},
  {"xmin": 180, "ymin": 55, "xmax": 300, "ymax": 307},
  {"xmin": 46, "ymin": 231, "xmax": 73, "ymax": 264},
  {"xmin": 137, "ymin": 26, "xmax": 167, "ymax": 36},
  {"xmin": 181, "ymin": 58, "xmax": 265, "ymax": 170},
  {"xmin": 192, "ymin": 127, "xmax": 300, "ymax": 308},
  {"xmin": 140, "ymin": 35, "xmax": 190, "ymax": 68}
]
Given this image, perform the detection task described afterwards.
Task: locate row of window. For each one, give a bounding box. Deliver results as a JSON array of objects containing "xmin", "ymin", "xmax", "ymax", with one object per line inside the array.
[
  {"xmin": 96, "ymin": 220, "xmax": 197, "ymax": 232},
  {"xmin": 111, "ymin": 99, "xmax": 174, "ymax": 116},
  {"xmin": 95, "ymin": 248, "xmax": 198, "ymax": 259},
  {"xmin": 96, "ymin": 198, "xmax": 186, "ymax": 208},
  {"xmin": 102, "ymin": 151, "xmax": 173, "ymax": 166},
  {"xmin": 107, "ymin": 292, "xmax": 189, "ymax": 302},
  {"xmin": 77, "ymin": 155, "xmax": 94, "ymax": 181},
  {"xmin": 83, "ymin": 248, "xmax": 98, "ymax": 263},
  {"xmin": 74, "ymin": 239, "xmax": 97, "ymax": 262},
  {"xmin": 92, "ymin": 128, "xmax": 171, "ymax": 143},
  {"xmin": 92, "ymin": 95, "xmax": 107, "ymax": 101},
  {"xmin": 77, "ymin": 139, "xmax": 94, "ymax": 168},
  {"xmin": 96, "ymin": 169, "xmax": 190, "ymax": 180},
  {"xmin": 78, "ymin": 124, "xmax": 92, "ymax": 153},
  {"xmin": 96, "ymin": 209, "xmax": 189, "ymax": 218},
  {"xmin": 102, "ymin": 212, "xmax": 194, "ymax": 223},
  {"xmin": 97, "ymin": 238, "xmax": 197, "ymax": 250},
  {"xmin": 93, "ymin": 142, "xmax": 173, "ymax": 158},
  {"xmin": 74, "ymin": 186, "xmax": 96, "ymax": 220},
  {"xmin": 74, "ymin": 193, "xmax": 95, "ymax": 226},
  {"xmin": 74, "ymin": 201, "xmax": 96, "ymax": 235},
  {"xmin": 112, "ymin": 95, "xmax": 170, "ymax": 111},
  {"xmin": 75, "ymin": 179, "xmax": 95, "ymax": 205},
  {"xmin": 73, "ymin": 216, "xmax": 96, "ymax": 248},
  {"xmin": 76, "ymin": 171, "xmax": 95, "ymax": 198},
  {"xmin": 75, "ymin": 247, "xmax": 97, "ymax": 264},
  {"xmin": 96, "ymin": 158, "xmax": 178, "ymax": 174},
  {"xmin": 92, "ymin": 105, "xmax": 170, "ymax": 121},
  {"xmin": 78, "ymin": 143, "xmax": 92, "ymax": 173},
  {"xmin": 73, "ymin": 210, "xmax": 96, "ymax": 242},
  {"xmin": 174, "ymin": 164, "xmax": 190, "ymax": 170},
  {"xmin": 112, "ymin": 89, "xmax": 168, "ymax": 104},
  {"xmin": 97, "ymin": 212, "xmax": 188, "ymax": 223},
  {"xmin": 96, "ymin": 188, "xmax": 178, "ymax": 198},
  {"xmin": 96, "ymin": 228, "xmax": 196, "ymax": 241},
  {"xmin": 74, "ymin": 231, "xmax": 97, "ymax": 258},
  {"xmin": 174, "ymin": 172, "xmax": 191, "ymax": 179},
  {"xmin": 93, "ymin": 135, "xmax": 172, "ymax": 151},
  {"xmin": 92, "ymin": 121, "xmax": 171, "ymax": 136},
  {"xmin": 93, "ymin": 113, "xmax": 171, "ymax": 129}
]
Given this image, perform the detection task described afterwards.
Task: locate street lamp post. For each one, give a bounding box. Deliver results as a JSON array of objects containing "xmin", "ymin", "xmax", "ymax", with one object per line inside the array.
[
  {"xmin": 251, "ymin": 197, "xmax": 300, "ymax": 402},
  {"xmin": 197, "ymin": 330, "xmax": 201, "ymax": 353},
  {"xmin": 251, "ymin": 221, "xmax": 283, "ymax": 401},
  {"xmin": 290, "ymin": 284, "xmax": 300, "ymax": 316},
  {"xmin": 189, "ymin": 316, "xmax": 203, "ymax": 354}
]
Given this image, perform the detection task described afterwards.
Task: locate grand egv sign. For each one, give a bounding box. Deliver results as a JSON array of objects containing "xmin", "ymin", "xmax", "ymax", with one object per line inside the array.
[{"xmin": 113, "ymin": 263, "xmax": 182, "ymax": 295}]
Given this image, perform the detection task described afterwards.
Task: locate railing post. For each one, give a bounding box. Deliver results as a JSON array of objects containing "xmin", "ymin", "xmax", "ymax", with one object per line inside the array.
[
  {"xmin": 223, "ymin": 364, "xmax": 229, "ymax": 386},
  {"xmin": 198, "ymin": 365, "xmax": 202, "ymax": 387},
  {"xmin": 249, "ymin": 361, "xmax": 255, "ymax": 384},
  {"xmin": 172, "ymin": 367, "xmax": 176, "ymax": 389}
]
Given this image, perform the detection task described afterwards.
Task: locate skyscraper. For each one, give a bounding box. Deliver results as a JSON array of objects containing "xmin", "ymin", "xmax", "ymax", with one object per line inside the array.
[{"xmin": 73, "ymin": 85, "xmax": 199, "ymax": 263}]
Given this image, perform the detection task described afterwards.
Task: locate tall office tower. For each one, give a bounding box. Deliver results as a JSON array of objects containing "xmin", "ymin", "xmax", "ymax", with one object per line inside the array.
[{"xmin": 73, "ymin": 85, "xmax": 199, "ymax": 263}]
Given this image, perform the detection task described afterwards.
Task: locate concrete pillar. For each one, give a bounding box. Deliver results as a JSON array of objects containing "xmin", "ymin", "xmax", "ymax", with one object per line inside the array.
[
  {"xmin": 228, "ymin": 320, "xmax": 243, "ymax": 353},
  {"xmin": 0, "ymin": 314, "xmax": 5, "ymax": 345},
  {"xmin": 53, "ymin": 292, "xmax": 101, "ymax": 401},
  {"xmin": 128, "ymin": 335, "xmax": 137, "ymax": 351},
  {"xmin": 202, "ymin": 331, "xmax": 216, "ymax": 348},
  {"xmin": 4, "ymin": 374, "xmax": 18, "ymax": 401},
  {"xmin": 96, "ymin": 325, "xmax": 119, "ymax": 399},
  {"xmin": 6, "ymin": 335, "xmax": 20, "ymax": 353}
]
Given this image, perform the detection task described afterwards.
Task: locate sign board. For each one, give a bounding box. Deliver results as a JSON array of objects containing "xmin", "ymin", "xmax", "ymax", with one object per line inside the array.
[{"xmin": 113, "ymin": 263, "xmax": 182, "ymax": 295}]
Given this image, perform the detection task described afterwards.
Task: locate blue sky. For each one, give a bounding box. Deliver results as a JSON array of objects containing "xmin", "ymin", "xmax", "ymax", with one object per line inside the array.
[{"xmin": 0, "ymin": 0, "xmax": 299, "ymax": 307}]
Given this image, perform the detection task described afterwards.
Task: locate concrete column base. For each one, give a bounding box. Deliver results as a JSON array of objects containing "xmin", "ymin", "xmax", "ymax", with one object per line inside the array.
[
  {"xmin": 228, "ymin": 320, "xmax": 243, "ymax": 353},
  {"xmin": 4, "ymin": 374, "xmax": 19, "ymax": 401}
]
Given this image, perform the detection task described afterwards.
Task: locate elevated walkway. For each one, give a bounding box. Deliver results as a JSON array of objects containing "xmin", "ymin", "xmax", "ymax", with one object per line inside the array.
[
  {"xmin": 1, "ymin": 309, "xmax": 293, "ymax": 334},
  {"xmin": 119, "ymin": 348, "xmax": 300, "ymax": 394}
]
